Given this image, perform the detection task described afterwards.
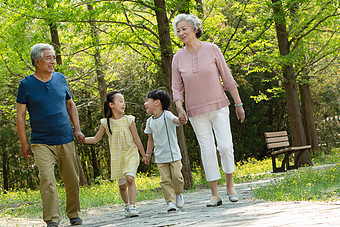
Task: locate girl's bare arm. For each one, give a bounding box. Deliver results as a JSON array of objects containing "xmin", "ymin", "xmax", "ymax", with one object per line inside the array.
[
  {"xmin": 130, "ymin": 121, "xmax": 147, "ymax": 160},
  {"xmin": 84, "ymin": 124, "xmax": 105, "ymax": 144}
]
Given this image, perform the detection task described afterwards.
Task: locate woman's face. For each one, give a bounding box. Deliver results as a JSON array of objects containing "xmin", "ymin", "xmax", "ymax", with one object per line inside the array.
[{"xmin": 176, "ymin": 20, "xmax": 197, "ymax": 44}]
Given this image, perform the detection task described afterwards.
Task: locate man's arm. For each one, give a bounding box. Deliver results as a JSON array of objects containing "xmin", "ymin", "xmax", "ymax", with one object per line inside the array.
[
  {"xmin": 66, "ymin": 98, "xmax": 85, "ymax": 143},
  {"xmin": 16, "ymin": 103, "xmax": 31, "ymax": 160}
]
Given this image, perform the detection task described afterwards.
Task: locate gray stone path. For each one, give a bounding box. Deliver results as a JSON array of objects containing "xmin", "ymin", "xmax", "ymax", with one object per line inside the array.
[{"xmin": 2, "ymin": 177, "xmax": 340, "ymax": 227}]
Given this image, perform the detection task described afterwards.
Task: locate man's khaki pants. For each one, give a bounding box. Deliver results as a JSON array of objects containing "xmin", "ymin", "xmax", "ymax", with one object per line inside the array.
[
  {"xmin": 32, "ymin": 141, "xmax": 80, "ymax": 224},
  {"xmin": 157, "ymin": 160, "xmax": 184, "ymax": 204}
]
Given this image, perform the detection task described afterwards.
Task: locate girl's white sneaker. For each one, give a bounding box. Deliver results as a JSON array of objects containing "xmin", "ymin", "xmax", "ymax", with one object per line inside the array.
[
  {"xmin": 167, "ymin": 202, "xmax": 176, "ymax": 212},
  {"xmin": 129, "ymin": 207, "xmax": 139, "ymax": 217}
]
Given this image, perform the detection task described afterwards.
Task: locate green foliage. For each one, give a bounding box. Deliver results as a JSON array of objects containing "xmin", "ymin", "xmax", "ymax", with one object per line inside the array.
[{"xmin": 0, "ymin": 119, "xmax": 39, "ymax": 192}]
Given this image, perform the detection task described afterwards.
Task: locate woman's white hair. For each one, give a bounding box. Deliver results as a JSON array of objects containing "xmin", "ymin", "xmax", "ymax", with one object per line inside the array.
[
  {"xmin": 30, "ymin": 43, "xmax": 54, "ymax": 67},
  {"xmin": 172, "ymin": 14, "xmax": 203, "ymax": 38}
]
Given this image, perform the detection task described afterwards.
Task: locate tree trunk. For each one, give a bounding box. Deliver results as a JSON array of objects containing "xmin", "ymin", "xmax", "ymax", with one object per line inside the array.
[
  {"xmin": 300, "ymin": 82, "xmax": 319, "ymax": 151},
  {"xmin": 87, "ymin": 4, "xmax": 107, "ymax": 112},
  {"xmin": 154, "ymin": 0, "xmax": 193, "ymax": 189},
  {"xmin": 2, "ymin": 149, "xmax": 8, "ymax": 192},
  {"xmin": 46, "ymin": 0, "xmax": 62, "ymax": 66},
  {"xmin": 76, "ymin": 155, "xmax": 88, "ymax": 186},
  {"xmin": 288, "ymin": 1, "xmax": 318, "ymax": 153},
  {"xmin": 271, "ymin": 0, "xmax": 312, "ymax": 166},
  {"xmin": 87, "ymin": 4, "xmax": 110, "ymax": 175},
  {"xmin": 88, "ymin": 108, "xmax": 100, "ymax": 179}
]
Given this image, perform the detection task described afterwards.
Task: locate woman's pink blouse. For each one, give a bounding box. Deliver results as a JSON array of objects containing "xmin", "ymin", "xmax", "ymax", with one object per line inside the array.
[{"xmin": 172, "ymin": 42, "xmax": 238, "ymax": 117}]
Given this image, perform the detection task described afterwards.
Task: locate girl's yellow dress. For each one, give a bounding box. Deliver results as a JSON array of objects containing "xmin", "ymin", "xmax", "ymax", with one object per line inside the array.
[{"xmin": 100, "ymin": 115, "xmax": 140, "ymax": 180}]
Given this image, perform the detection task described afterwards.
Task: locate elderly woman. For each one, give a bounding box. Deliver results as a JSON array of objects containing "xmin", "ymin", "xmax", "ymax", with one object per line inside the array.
[{"xmin": 172, "ymin": 14, "xmax": 245, "ymax": 207}]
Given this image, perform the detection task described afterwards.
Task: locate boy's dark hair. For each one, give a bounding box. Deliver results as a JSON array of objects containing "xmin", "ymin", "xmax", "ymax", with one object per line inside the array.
[
  {"xmin": 104, "ymin": 91, "xmax": 121, "ymax": 134},
  {"xmin": 147, "ymin": 89, "xmax": 171, "ymax": 110}
]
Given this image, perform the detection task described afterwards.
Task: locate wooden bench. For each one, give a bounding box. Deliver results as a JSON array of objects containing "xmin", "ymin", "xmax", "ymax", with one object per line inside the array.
[{"xmin": 264, "ymin": 131, "xmax": 311, "ymax": 173}]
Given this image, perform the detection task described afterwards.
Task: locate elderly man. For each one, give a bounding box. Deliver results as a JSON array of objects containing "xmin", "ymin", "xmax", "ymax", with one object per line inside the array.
[{"xmin": 16, "ymin": 43, "xmax": 84, "ymax": 227}]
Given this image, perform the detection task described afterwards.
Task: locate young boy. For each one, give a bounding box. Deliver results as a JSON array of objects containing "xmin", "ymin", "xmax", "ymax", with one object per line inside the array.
[{"xmin": 144, "ymin": 89, "xmax": 186, "ymax": 212}]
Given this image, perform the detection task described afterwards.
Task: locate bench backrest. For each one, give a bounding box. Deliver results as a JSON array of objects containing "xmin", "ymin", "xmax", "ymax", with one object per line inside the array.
[{"xmin": 264, "ymin": 131, "xmax": 290, "ymax": 150}]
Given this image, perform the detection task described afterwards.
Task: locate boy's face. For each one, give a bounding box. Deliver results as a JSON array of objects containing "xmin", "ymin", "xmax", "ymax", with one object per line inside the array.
[{"xmin": 144, "ymin": 97, "xmax": 158, "ymax": 114}]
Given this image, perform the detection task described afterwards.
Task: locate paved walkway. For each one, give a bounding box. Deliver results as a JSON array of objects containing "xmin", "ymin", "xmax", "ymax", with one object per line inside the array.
[{"xmin": 2, "ymin": 177, "xmax": 340, "ymax": 227}]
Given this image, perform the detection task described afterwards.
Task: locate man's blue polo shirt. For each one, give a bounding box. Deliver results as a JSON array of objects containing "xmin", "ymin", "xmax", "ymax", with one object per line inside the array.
[{"xmin": 16, "ymin": 72, "xmax": 74, "ymax": 145}]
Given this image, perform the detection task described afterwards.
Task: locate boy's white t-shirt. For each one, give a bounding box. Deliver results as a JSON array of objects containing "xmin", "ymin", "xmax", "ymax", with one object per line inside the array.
[{"xmin": 144, "ymin": 110, "xmax": 182, "ymax": 163}]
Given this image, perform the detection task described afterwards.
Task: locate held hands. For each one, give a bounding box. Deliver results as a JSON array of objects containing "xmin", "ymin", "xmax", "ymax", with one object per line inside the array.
[
  {"xmin": 143, "ymin": 154, "xmax": 151, "ymax": 165},
  {"xmin": 178, "ymin": 115, "xmax": 187, "ymax": 125},
  {"xmin": 235, "ymin": 106, "xmax": 245, "ymax": 123},
  {"xmin": 75, "ymin": 131, "xmax": 85, "ymax": 143},
  {"xmin": 177, "ymin": 106, "xmax": 188, "ymax": 124}
]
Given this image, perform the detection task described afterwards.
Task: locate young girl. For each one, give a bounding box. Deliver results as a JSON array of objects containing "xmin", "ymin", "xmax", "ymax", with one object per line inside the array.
[
  {"xmin": 83, "ymin": 91, "xmax": 147, "ymax": 218},
  {"xmin": 144, "ymin": 89, "xmax": 186, "ymax": 212}
]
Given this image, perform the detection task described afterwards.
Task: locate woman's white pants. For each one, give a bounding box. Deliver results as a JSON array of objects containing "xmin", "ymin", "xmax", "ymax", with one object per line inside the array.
[{"xmin": 189, "ymin": 106, "xmax": 235, "ymax": 182}]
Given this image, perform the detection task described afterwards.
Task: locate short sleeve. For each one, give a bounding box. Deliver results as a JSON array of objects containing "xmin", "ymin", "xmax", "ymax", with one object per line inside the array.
[
  {"xmin": 165, "ymin": 111, "xmax": 179, "ymax": 126},
  {"xmin": 144, "ymin": 117, "xmax": 152, "ymax": 134},
  {"xmin": 16, "ymin": 81, "xmax": 27, "ymax": 104},
  {"xmin": 61, "ymin": 74, "xmax": 72, "ymax": 100},
  {"xmin": 126, "ymin": 115, "xmax": 135, "ymax": 126},
  {"xmin": 100, "ymin": 118, "xmax": 108, "ymax": 130}
]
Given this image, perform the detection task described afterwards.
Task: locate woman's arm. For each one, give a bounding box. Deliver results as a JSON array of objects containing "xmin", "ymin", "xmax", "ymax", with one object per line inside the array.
[
  {"xmin": 84, "ymin": 124, "xmax": 105, "ymax": 144},
  {"xmin": 173, "ymin": 115, "xmax": 187, "ymax": 125},
  {"xmin": 130, "ymin": 121, "xmax": 147, "ymax": 161},
  {"xmin": 175, "ymin": 100, "xmax": 188, "ymax": 124},
  {"xmin": 229, "ymin": 88, "xmax": 245, "ymax": 123}
]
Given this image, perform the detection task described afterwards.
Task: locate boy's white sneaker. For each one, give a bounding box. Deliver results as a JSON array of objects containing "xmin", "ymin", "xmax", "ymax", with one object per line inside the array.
[
  {"xmin": 176, "ymin": 193, "xmax": 184, "ymax": 208},
  {"xmin": 167, "ymin": 202, "xmax": 176, "ymax": 212},
  {"xmin": 129, "ymin": 206, "xmax": 139, "ymax": 217}
]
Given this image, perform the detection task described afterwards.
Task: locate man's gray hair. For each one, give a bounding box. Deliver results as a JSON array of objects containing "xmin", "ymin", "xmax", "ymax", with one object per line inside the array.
[
  {"xmin": 172, "ymin": 14, "xmax": 203, "ymax": 38},
  {"xmin": 30, "ymin": 43, "xmax": 54, "ymax": 67}
]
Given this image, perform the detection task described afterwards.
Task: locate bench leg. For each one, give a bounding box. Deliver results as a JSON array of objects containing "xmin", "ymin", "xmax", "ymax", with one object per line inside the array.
[
  {"xmin": 286, "ymin": 152, "xmax": 297, "ymax": 170},
  {"xmin": 294, "ymin": 149, "xmax": 308, "ymax": 168},
  {"xmin": 272, "ymin": 156, "xmax": 286, "ymax": 173}
]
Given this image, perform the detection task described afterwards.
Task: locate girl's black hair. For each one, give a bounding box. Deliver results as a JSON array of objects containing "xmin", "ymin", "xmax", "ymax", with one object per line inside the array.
[
  {"xmin": 146, "ymin": 89, "xmax": 171, "ymax": 110},
  {"xmin": 104, "ymin": 91, "xmax": 121, "ymax": 134}
]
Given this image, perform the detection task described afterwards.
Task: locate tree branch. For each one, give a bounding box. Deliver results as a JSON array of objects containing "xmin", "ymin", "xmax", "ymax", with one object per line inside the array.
[
  {"xmin": 290, "ymin": 8, "xmax": 339, "ymax": 50},
  {"xmin": 169, "ymin": 0, "xmax": 190, "ymax": 22},
  {"xmin": 223, "ymin": 0, "xmax": 249, "ymax": 55},
  {"xmin": 226, "ymin": 21, "xmax": 274, "ymax": 63},
  {"xmin": 122, "ymin": 6, "xmax": 157, "ymax": 60}
]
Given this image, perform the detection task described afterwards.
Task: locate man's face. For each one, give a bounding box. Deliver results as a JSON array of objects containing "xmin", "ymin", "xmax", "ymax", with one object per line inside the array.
[{"xmin": 36, "ymin": 49, "xmax": 56, "ymax": 73}]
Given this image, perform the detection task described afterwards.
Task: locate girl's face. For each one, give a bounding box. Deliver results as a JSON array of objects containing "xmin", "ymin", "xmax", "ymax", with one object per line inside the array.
[
  {"xmin": 110, "ymin": 93, "xmax": 125, "ymax": 115},
  {"xmin": 176, "ymin": 20, "xmax": 197, "ymax": 44},
  {"xmin": 144, "ymin": 97, "xmax": 158, "ymax": 114}
]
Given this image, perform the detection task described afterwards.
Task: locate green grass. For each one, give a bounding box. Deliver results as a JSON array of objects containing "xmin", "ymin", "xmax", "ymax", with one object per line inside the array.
[
  {"xmin": 252, "ymin": 148, "xmax": 340, "ymax": 202},
  {"xmin": 0, "ymin": 148, "xmax": 339, "ymax": 218},
  {"xmin": 252, "ymin": 163, "xmax": 340, "ymax": 201}
]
